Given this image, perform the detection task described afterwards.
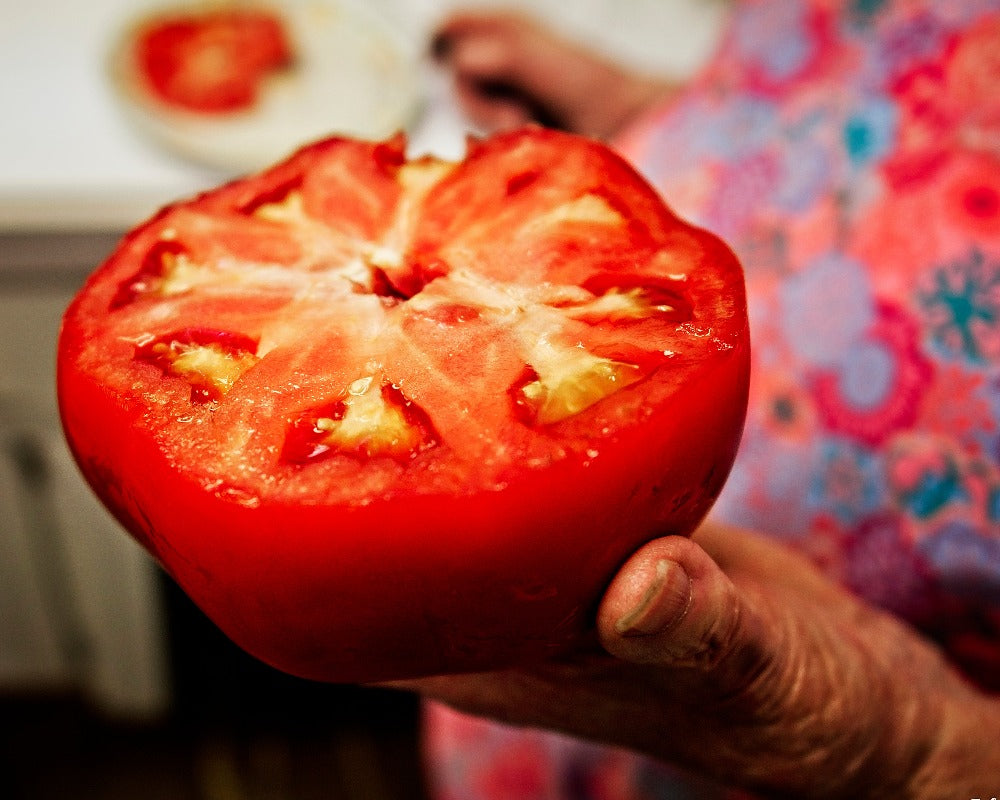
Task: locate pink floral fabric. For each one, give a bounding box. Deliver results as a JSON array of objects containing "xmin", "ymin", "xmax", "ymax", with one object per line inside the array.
[{"xmin": 425, "ymin": 0, "xmax": 1000, "ymax": 796}]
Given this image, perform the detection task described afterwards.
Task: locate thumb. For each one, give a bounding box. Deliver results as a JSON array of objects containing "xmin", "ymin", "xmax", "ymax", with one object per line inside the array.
[{"xmin": 597, "ymin": 536, "xmax": 772, "ymax": 673}]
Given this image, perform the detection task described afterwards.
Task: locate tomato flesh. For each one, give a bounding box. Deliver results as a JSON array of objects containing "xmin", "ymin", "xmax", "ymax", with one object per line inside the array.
[{"xmin": 58, "ymin": 129, "xmax": 749, "ymax": 682}]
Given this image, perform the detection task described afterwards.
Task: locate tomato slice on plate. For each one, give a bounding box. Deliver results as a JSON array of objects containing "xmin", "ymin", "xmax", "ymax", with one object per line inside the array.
[
  {"xmin": 133, "ymin": 7, "xmax": 293, "ymax": 114},
  {"xmin": 58, "ymin": 128, "xmax": 749, "ymax": 682}
]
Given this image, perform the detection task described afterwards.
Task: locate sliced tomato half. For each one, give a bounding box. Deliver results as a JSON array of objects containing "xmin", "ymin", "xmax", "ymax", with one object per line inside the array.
[{"xmin": 58, "ymin": 128, "xmax": 750, "ymax": 682}]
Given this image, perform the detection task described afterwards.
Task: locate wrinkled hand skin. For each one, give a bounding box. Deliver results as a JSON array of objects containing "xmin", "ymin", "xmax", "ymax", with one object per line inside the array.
[
  {"xmin": 394, "ymin": 523, "xmax": 1000, "ymax": 798},
  {"xmin": 432, "ymin": 11, "xmax": 673, "ymax": 139}
]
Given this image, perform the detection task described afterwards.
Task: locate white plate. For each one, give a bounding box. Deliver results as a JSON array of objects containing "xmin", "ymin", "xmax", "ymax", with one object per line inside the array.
[{"xmin": 108, "ymin": 0, "xmax": 424, "ymax": 174}]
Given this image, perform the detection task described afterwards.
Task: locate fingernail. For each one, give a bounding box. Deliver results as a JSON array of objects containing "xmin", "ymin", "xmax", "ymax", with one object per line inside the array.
[{"xmin": 615, "ymin": 559, "xmax": 691, "ymax": 637}]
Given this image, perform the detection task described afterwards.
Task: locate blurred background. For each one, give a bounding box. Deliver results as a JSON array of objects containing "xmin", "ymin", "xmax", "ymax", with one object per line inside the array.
[{"xmin": 0, "ymin": 0, "xmax": 725, "ymax": 797}]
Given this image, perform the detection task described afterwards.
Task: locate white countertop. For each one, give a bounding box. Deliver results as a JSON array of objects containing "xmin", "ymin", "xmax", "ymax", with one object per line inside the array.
[{"xmin": 0, "ymin": 0, "xmax": 726, "ymax": 233}]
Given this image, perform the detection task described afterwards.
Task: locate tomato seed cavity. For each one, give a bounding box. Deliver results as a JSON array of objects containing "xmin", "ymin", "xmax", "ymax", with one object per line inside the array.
[
  {"xmin": 509, "ymin": 348, "xmax": 644, "ymax": 427},
  {"xmin": 238, "ymin": 176, "xmax": 304, "ymax": 216},
  {"xmin": 111, "ymin": 239, "xmax": 190, "ymax": 309},
  {"xmin": 575, "ymin": 275, "xmax": 693, "ymax": 324},
  {"xmin": 135, "ymin": 328, "xmax": 260, "ymax": 402},
  {"xmin": 506, "ymin": 170, "xmax": 541, "ymax": 195},
  {"xmin": 282, "ymin": 379, "xmax": 438, "ymax": 464}
]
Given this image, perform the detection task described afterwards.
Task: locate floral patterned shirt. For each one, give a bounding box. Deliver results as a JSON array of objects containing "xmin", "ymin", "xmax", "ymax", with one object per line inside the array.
[{"xmin": 425, "ymin": 0, "xmax": 1000, "ymax": 796}]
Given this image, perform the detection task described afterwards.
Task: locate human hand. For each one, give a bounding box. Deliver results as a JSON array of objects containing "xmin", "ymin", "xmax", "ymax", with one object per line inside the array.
[
  {"xmin": 398, "ymin": 522, "xmax": 1000, "ymax": 798},
  {"xmin": 431, "ymin": 11, "xmax": 674, "ymax": 139}
]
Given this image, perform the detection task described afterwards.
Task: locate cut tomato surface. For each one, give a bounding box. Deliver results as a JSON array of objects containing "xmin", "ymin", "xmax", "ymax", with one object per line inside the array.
[{"xmin": 58, "ymin": 128, "xmax": 750, "ymax": 682}]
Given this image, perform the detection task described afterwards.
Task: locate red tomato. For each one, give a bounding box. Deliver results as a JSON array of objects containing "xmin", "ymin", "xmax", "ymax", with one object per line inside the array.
[
  {"xmin": 133, "ymin": 7, "xmax": 293, "ymax": 114},
  {"xmin": 58, "ymin": 129, "xmax": 749, "ymax": 682}
]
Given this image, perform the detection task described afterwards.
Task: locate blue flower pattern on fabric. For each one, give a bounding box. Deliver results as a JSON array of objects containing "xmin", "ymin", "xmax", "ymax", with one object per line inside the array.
[
  {"xmin": 631, "ymin": 0, "xmax": 1000, "ymax": 678},
  {"xmin": 920, "ymin": 249, "xmax": 1000, "ymax": 364},
  {"xmin": 808, "ymin": 439, "xmax": 884, "ymax": 524},
  {"xmin": 844, "ymin": 94, "xmax": 897, "ymax": 166}
]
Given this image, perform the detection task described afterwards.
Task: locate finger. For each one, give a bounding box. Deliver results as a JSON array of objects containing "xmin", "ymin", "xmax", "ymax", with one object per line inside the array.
[
  {"xmin": 445, "ymin": 33, "xmax": 516, "ymax": 79},
  {"xmin": 597, "ymin": 536, "xmax": 776, "ymax": 678},
  {"xmin": 453, "ymin": 76, "xmax": 535, "ymax": 130},
  {"xmin": 433, "ymin": 14, "xmax": 563, "ymax": 108},
  {"xmin": 434, "ymin": 27, "xmax": 538, "ymax": 129},
  {"xmin": 694, "ymin": 520, "xmax": 851, "ymax": 601},
  {"xmin": 432, "ymin": 10, "xmax": 529, "ymax": 57},
  {"xmin": 432, "ymin": 12, "xmax": 531, "ymax": 78}
]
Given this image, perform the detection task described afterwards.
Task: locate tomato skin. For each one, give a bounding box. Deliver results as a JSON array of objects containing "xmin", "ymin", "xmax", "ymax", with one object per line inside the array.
[
  {"xmin": 60, "ymin": 344, "xmax": 745, "ymax": 681},
  {"xmin": 58, "ymin": 128, "xmax": 749, "ymax": 682}
]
